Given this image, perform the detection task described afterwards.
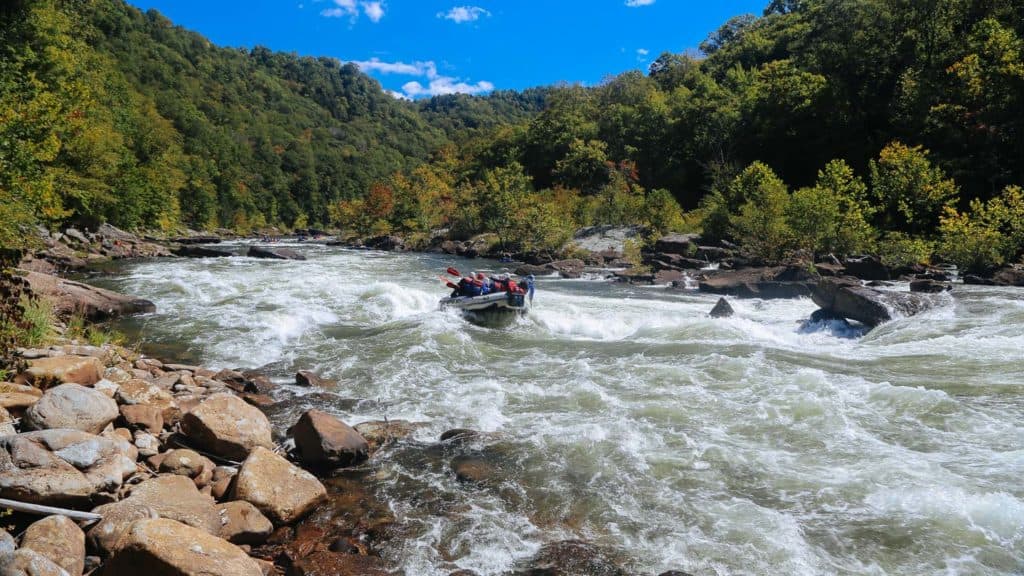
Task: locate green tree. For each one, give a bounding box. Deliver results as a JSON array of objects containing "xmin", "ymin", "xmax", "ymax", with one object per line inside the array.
[{"xmin": 869, "ymin": 141, "xmax": 958, "ymax": 235}]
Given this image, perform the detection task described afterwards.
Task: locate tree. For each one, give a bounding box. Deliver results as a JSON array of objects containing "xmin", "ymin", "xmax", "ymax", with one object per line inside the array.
[
  {"xmin": 788, "ymin": 159, "xmax": 874, "ymax": 256},
  {"xmin": 477, "ymin": 163, "xmax": 531, "ymax": 250},
  {"xmin": 869, "ymin": 142, "xmax": 958, "ymax": 235}
]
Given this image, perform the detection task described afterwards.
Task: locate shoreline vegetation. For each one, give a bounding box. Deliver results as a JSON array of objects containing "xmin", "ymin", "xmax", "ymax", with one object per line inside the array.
[{"xmin": 2, "ymin": 0, "xmax": 1024, "ymax": 573}]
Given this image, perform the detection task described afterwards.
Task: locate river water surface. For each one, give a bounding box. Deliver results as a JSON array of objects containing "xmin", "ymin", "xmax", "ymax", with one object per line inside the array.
[{"xmin": 94, "ymin": 241, "xmax": 1024, "ymax": 575}]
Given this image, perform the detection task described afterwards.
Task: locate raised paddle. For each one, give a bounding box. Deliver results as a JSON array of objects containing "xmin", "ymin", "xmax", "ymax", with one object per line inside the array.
[
  {"xmin": 446, "ymin": 266, "xmax": 461, "ymax": 277},
  {"xmin": 438, "ymin": 276, "xmax": 459, "ymax": 290}
]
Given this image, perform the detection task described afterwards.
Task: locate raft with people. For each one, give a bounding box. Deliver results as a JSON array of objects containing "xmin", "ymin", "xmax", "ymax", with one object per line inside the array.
[{"xmin": 439, "ymin": 266, "xmax": 535, "ymax": 325}]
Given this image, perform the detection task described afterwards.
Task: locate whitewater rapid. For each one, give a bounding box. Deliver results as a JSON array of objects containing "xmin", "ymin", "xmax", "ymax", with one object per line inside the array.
[{"xmin": 94, "ymin": 241, "xmax": 1024, "ymax": 575}]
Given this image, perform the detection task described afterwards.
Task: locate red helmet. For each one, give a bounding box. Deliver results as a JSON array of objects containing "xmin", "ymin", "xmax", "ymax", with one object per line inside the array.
[{"xmin": 475, "ymin": 272, "xmax": 485, "ymax": 280}]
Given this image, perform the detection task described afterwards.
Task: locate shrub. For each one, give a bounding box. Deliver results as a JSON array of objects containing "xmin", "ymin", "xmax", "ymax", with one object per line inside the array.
[
  {"xmin": 938, "ymin": 185, "xmax": 1024, "ymax": 272},
  {"xmin": 787, "ymin": 160, "xmax": 875, "ymax": 257},
  {"xmin": 877, "ymin": 232, "xmax": 933, "ymax": 268},
  {"xmin": 870, "ymin": 141, "xmax": 959, "ymax": 235}
]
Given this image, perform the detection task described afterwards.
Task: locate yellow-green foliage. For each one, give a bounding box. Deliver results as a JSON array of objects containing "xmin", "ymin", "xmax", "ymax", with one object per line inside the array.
[
  {"xmin": 870, "ymin": 142, "xmax": 959, "ymax": 235},
  {"xmin": 65, "ymin": 314, "xmax": 125, "ymax": 347},
  {"xmin": 787, "ymin": 160, "xmax": 875, "ymax": 257},
  {"xmin": 0, "ymin": 296, "xmax": 54, "ymax": 350},
  {"xmin": 877, "ymin": 232, "xmax": 933, "ymax": 268},
  {"xmin": 939, "ymin": 185, "xmax": 1024, "ymax": 272}
]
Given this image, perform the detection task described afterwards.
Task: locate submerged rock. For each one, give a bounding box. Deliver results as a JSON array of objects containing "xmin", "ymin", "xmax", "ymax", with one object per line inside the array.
[
  {"xmin": 909, "ymin": 278, "xmax": 952, "ymax": 293},
  {"xmin": 172, "ymin": 245, "xmax": 232, "ymax": 258},
  {"xmin": 513, "ymin": 540, "xmax": 629, "ymax": 576},
  {"xmin": 709, "ymin": 297, "xmax": 734, "ymax": 318},
  {"xmin": 247, "ymin": 246, "xmax": 306, "ymax": 261},
  {"xmin": 295, "ymin": 370, "xmax": 334, "ymax": 388},
  {"xmin": 811, "ymin": 278, "xmax": 938, "ymax": 327}
]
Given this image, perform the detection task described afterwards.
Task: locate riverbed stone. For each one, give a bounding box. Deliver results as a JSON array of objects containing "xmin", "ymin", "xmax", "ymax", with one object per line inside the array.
[
  {"xmin": 0, "ymin": 530, "xmax": 12, "ymax": 555},
  {"xmin": 295, "ymin": 370, "xmax": 334, "ymax": 388},
  {"xmin": 20, "ymin": 271, "xmax": 156, "ymax": 322},
  {"xmin": 159, "ymin": 449, "xmax": 215, "ymax": 488},
  {"xmin": 181, "ymin": 394, "xmax": 273, "ymax": 461},
  {"xmin": 119, "ymin": 404, "xmax": 163, "ymax": 433},
  {"xmin": 23, "ymin": 384, "xmax": 118, "ymax": 434},
  {"xmin": 217, "ymin": 501, "xmax": 273, "ymax": 545},
  {"xmin": 353, "ymin": 420, "xmax": 425, "ymax": 454},
  {"xmin": 87, "ymin": 500, "xmax": 160, "ymax": 557},
  {"xmin": 292, "ymin": 410, "xmax": 368, "ymax": 468},
  {"xmin": 709, "ymin": 297, "xmax": 734, "ymax": 318},
  {"xmin": 102, "ymin": 518, "xmax": 263, "ymax": 576},
  {"xmin": 0, "ymin": 383, "xmax": 42, "ymax": 415},
  {"xmin": 811, "ymin": 277, "xmax": 937, "ymax": 327},
  {"xmin": 513, "ymin": 540, "xmax": 629, "ymax": 576},
  {"xmin": 0, "ymin": 548, "xmax": 70, "ymax": 576},
  {"xmin": 17, "ymin": 356, "xmax": 104, "ymax": 387},
  {"xmin": 123, "ymin": 475, "xmax": 221, "ymax": 535},
  {"xmin": 247, "ymin": 246, "xmax": 306, "ymax": 261},
  {"xmin": 0, "ymin": 408, "xmax": 15, "ymax": 437},
  {"xmin": 0, "ymin": 429, "xmax": 137, "ymax": 505},
  {"xmin": 21, "ymin": 515, "xmax": 85, "ymax": 576},
  {"xmin": 232, "ymin": 446, "xmax": 326, "ymax": 524},
  {"xmin": 115, "ymin": 379, "xmax": 180, "ymax": 424}
]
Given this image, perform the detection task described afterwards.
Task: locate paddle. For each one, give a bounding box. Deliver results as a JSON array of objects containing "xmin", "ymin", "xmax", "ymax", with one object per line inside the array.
[
  {"xmin": 446, "ymin": 266, "xmax": 461, "ymax": 277},
  {"xmin": 438, "ymin": 276, "xmax": 459, "ymax": 290}
]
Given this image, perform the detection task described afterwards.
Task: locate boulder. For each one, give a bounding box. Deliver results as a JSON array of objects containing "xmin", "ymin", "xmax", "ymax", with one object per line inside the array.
[
  {"xmin": 17, "ymin": 356, "xmax": 104, "ymax": 387},
  {"xmin": 115, "ymin": 379, "xmax": 179, "ymax": 424},
  {"xmin": 546, "ymin": 259, "xmax": 585, "ymax": 279},
  {"xmin": 363, "ymin": 235, "xmax": 404, "ymax": 251},
  {"xmin": 285, "ymin": 551, "xmax": 390, "ymax": 576},
  {"xmin": 19, "ymin": 271, "xmax": 155, "ymax": 321},
  {"xmin": 698, "ymin": 266, "xmax": 817, "ymax": 299},
  {"xmin": 842, "ymin": 255, "xmax": 891, "ymax": 281},
  {"xmin": 0, "ymin": 430, "xmax": 137, "ymax": 506},
  {"xmin": 0, "ymin": 531, "xmax": 12, "ymax": 556},
  {"xmin": 709, "ymin": 297, "xmax": 734, "ymax": 318},
  {"xmin": 123, "ymin": 475, "xmax": 221, "ymax": 535},
  {"xmin": 232, "ymin": 446, "xmax": 326, "ymax": 524},
  {"xmin": 0, "ymin": 549, "xmax": 70, "ymax": 576},
  {"xmin": 22, "ymin": 384, "xmax": 118, "ymax": 434},
  {"xmin": 119, "ymin": 405, "xmax": 163, "ymax": 434},
  {"xmin": 21, "ymin": 516, "xmax": 84, "ymax": 576},
  {"xmin": 210, "ymin": 466, "xmax": 237, "ymax": 501},
  {"xmin": 246, "ymin": 246, "xmax": 306, "ymax": 261},
  {"xmin": 291, "ymin": 410, "xmax": 368, "ymax": 468},
  {"xmin": 514, "ymin": 264, "xmax": 551, "ymax": 277},
  {"xmin": 132, "ymin": 431, "xmax": 160, "ymax": 458},
  {"xmin": 990, "ymin": 265, "xmax": 1024, "ymax": 286},
  {"xmin": 87, "ymin": 500, "xmax": 160, "ymax": 557},
  {"xmin": 170, "ymin": 236, "xmax": 222, "ymax": 245},
  {"xmin": 180, "ymin": 394, "xmax": 274, "ymax": 461},
  {"xmin": 102, "ymin": 519, "xmax": 262, "ymax": 576},
  {"xmin": 158, "ymin": 449, "xmax": 215, "ymax": 488},
  {"xmin": 217, "ymin": 501, "xmax": 273, "ymax": 545},
  {"xmin": 909, "ymin": 279, "xmax": 952, "ymax": 293},
  {"xmin": 171, "ymin": 245, "xmax": 232, "ymax": 258},
  {"xmin": 450, "ymin": 456, "xmax": 495, "ymax": 484},
  {"xmin": 811, "ymin": 277, "xmax": 937, "ymax": 327},
  {"xmin": 570, "ymin": 225, "xmax": 643, "ymax": 256},
  {"xmin": 652, "ymin": 233, "xmax": 700, "ymax": 256},
  {"xmin": 0, "ymin": 383, "xmax": 42, "ymax": 414},
  {"xmin": 294, "ymin": 370, "xmax": 334, "ymax": 388}
]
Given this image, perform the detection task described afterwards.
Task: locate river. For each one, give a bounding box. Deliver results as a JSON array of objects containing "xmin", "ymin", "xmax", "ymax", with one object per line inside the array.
[{"xmin": 91, "ymin": 240, "xmax": 1024, "ymax": 575}]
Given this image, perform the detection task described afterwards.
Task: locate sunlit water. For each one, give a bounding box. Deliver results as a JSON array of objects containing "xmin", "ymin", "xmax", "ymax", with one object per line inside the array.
[{"xmin": 92, "ymin": 241, "xmax": 1024, "ymax": 575}]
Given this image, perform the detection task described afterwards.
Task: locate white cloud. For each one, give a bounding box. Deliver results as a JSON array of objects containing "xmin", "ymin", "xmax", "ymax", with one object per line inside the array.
[
  {"xmin": 362, "ymin": 1, "xmax": 385, "ymax": 22},
  {"xmin": 321, "ymin": 0, "xmax": 357, "ymax": 18},
  {"xmin": 321, "ymin": 0, "xmax": 384, "ymax": 23},
  {"xmin": 351, "ymin": 58, "xmax": 494, "ymax": 99},
  {"xmin": 438, "ymin": 6, "xmax": 490, "ymax": 23},
  {"xmin": 637, "ymin": 48, "xmax": 649, "ymax": 55},
  {"xmin": 625, "ymin": 0, "xmax": 655, "ymax": 6},
  {"xmin": 386, "ymin": 90, "xmax": 412, "ymax": 101}
]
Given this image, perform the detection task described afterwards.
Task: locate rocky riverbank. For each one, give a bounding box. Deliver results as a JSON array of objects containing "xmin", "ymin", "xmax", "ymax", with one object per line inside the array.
[{"xmin": 0, "ymin": 272, "xmax": 696, "ymax": 575}]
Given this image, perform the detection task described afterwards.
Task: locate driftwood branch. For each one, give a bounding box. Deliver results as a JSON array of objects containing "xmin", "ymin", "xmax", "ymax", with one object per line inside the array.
[{"xmin": 0, "ymin": 498, "xmax": 103, "ymax": 523}]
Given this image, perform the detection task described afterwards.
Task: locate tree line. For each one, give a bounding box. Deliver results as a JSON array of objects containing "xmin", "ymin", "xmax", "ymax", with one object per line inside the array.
[{"xmin": 2, "ymin": 0, "xmax": 1023, "ymax": 272}]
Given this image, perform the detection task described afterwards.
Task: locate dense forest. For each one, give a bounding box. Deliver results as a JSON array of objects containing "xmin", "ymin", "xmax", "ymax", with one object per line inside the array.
[{"xmin": 2, "ymin": 0, "xmax": 1023, "ymax": 271}]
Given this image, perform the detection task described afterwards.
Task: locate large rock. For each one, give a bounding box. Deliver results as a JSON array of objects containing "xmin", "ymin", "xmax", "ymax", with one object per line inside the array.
[
  {"xmin": 353, "ymin": 420, "xmax": 425, "ymax": 454},
  {"xmin": 172, "ymin": 245, "xmax": 232, "ymax": 258},
  {"xmin": 294, "ymin": 370, "xmax": 333, "ymax": 388},
  {"xmin": 292, "ymin": 410, "xmax": 368, "ymax": 468},
  {"xmin": 232, "ymin": 447, "xmax": 326, "ymax": 525},
  {"xmin": 123, "ymin": 475, "xmax": 221, "ymax": 535},
  {"xmin": 570, "ymin": 225, "xmax": 644, "ymax": 256},
  {"xmin": 0, "ymin": 383, "xmax": 42, "ymax": 415},
  {"xmin": 180, "ymin": 394, "xmax": 273, "ymax": 461},
  {"xmin": 246, "ymin": 246, "xmax": 306, "ymax": 261},
  {"xmin": 217, "ymin": 501, "xmax": 273, "ymax": 545},
  {"xmin": 87, "ymin": 500, "xmax": 160, "ymax": 557},
  {"xmin": 21, "ymin": 516, "xmax": 84, "ymax": 576},
  {"xmin": 709, "ymin": 297, "xmax": 734, "ymax": 318},
  {"xmin": 102, "ymin": 519, "xmax": 262, "ymax": 576},
  {"xmin": 0, "ymin": 548, "xmax": 70, "ymax": 576},
  {"xmin": 653, "ymin": 233, "xmax": 700, "ymax": 256},
  {"xmin": 909, "ymin": 278, "xmax": 952, "ymax": 293},
  {"xmin": 158, "ymin": 449, "xmax": 215, "ymax": 488},
  {"xmin": 842, "ymin": 255, "xmax": 891, "ymax": 281},
  {"xmin": 363, "ymin": 235, "xmax": 404, "ymax": 251},
  {"xmin": 19, "ymin": 271, "xmax": 155, "ymax": 321},
  {"xmin": 811, "ymin": 278, "xmax": 938, "ymax": 327},
  {"xmin": 0, "ymin": 430, "xmax": 136, "ymax": 506},
  {"xmin": 119, "ymin": 405, "xmax": 163, "ymax": 434},
  {"xmin": 17, "ymin": 356, "xmax": 104, "ymax": 387},
  {"xmin": 698, "ymin": 266, "xmax": 817, "ymax": 299},
  {"xmin": 115, "ymin": 379, "xmax": 179, "ymax": 423},
  {"xmin": 23, "ymin": 384, "xmax": 118, "ymax": 434},
  {"xmin": 512, "ymin": 540, "xmax": 629, "ymax": 576}
]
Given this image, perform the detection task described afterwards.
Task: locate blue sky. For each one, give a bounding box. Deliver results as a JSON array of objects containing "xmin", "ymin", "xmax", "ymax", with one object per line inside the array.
[{"xmin": 126, "ymin": 0, "xmax": 768, "ymax": 99}]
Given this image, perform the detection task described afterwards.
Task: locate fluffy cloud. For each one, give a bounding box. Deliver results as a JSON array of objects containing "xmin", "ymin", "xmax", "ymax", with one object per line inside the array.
[
  {"xmin": 351, "ymin": 58, "xmax": 494, "ymax": 99},
  {"xmin": 437, "ymin": 6, "xmax": 490, "ymax": 23},
  {"xmin": 624, "ymin": 0, "xmax": 655, "ymax": 6},
  {"xmin": 637, "ymin": 48, "xmax": 649, "ymax": 55},
  {"xmin": 362, "ymin": 1, "xmax": 385, "ymax": 22},
  {"xmin": 320, "ymin": 0, "xmax": 384, "ymax": 22}
]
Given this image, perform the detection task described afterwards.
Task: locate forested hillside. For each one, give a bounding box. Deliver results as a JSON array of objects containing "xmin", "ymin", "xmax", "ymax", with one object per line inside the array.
[{"xmin": 2, "ymin": 0, "xmax": 1023, "ymax": 271}]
